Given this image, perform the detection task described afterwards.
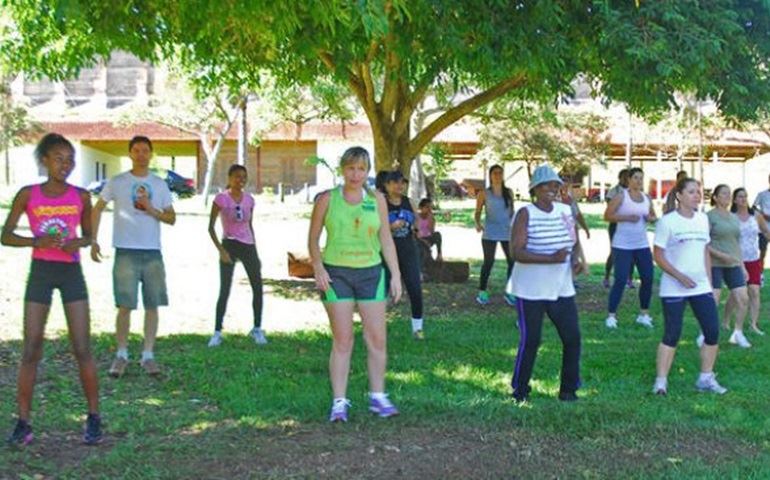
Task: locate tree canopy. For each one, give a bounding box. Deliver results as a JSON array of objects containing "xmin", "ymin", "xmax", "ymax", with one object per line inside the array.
[{"xmin": 3, "ymin": 1, "xmax": 770, "ymax": 172}]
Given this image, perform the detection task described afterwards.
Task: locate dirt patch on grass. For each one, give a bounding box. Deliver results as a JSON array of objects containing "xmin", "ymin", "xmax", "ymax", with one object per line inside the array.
[{"xmin": 24, "ymin": 422, "xmax": 758, "ymax": 479}]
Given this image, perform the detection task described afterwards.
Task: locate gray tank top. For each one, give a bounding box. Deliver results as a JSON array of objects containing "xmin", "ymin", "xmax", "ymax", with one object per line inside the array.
[{"xmin": 483, "ymin": 188, "xmax": 513, "ymax": 241}]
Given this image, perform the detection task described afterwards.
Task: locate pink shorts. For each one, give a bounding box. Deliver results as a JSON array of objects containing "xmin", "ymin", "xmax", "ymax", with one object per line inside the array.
[{"xmin": 744, "ymin": 259, "xmax": 763, "ymax": 286}]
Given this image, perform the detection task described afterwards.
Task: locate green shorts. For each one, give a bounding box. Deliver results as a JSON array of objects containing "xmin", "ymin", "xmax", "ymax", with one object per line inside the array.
[{"xmin": 322, "ymin": 264, "xmax": 386, "ymax": 303}]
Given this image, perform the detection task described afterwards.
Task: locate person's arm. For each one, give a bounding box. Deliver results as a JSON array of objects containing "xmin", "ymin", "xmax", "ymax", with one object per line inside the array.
[
  {"xmin": 90, "ymin": 198, "xmax": 107, "ymax": 262},
  {"xmin": 207, "ymin": 202, "xmax": 232, "ymax": 264},
  {"xmin": 62, "ymin": 189, "xmax": 93, "ymax": 254},
  {"xmin": 753, "ymin": 194, "xmax": 770, "ymax": 222},
  {"xmin": 604, "ymin": 194, "xmax": 639, "ymax": 223},
  {"xmin": 708, "ymin": 245, "xmax": 739, "ymax": 265},
  {"xmin": 428, "ymin": 211, "xmax": 436, "ymax": 234},
  {"xmin": 474, "ymin": 189, "xmax": 485, "ymax": 232},
  {"xmin": 574, "ymin": 207, "xmax": 590, "ymax": 239},
  {"xmin": 308, "ymin": 192, "xmax": 332, "ymax": 292},
  {"xmin": 135, "ymin": 182, "xmax": 176, "ymax": 225},
  {"xmin": 509, "ymin": 208, "xmax": 569, "ymax": 264},
  {"xmin": 645, "ymin": 197, "xmax": 658, "ymax": 223},
  {"xmin": 149, "ymin": 205, "xmax": 176, "ymax": 225},
  {"xmin": 0, "ymin": 187, "xmax": 51, "ymax": 248},
  {"xmin": 376, "ymin": 191, "xmax": 402, "ymax": 302},
  {"xmin": 757, "ymin": 212, "xmax": 770, "ymax": 240}
]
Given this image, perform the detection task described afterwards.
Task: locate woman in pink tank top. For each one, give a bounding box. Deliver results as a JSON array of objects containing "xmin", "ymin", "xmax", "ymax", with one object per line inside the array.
[{"xmin": 1, "ymin": 133, "xmax": 102, "ymax": 445}]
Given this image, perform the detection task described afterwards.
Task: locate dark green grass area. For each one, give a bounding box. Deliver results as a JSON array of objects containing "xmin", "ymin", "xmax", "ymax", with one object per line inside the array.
[{"xmin": 2, "ymin": 263, "xmax": 770, "ymax": 478}]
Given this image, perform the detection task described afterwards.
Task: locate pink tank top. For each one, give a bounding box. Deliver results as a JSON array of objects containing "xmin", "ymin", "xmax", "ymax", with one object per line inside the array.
[
  {"xmin": 416, "ymin": 215, "xmax": 432, "ymax": 238},
  {"xmin": 26, "ymin": 184, "xmax": 83, "ymax": 263}
]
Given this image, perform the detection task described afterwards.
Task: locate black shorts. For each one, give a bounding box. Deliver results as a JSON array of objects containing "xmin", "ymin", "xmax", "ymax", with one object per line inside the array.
[
  {"xmin": 321, "ymin": 264, "xmax": 386, "ymax": 302},
  {"xmin": 25, "ymin": 259, "xmax": 89, "ymax": 305}
]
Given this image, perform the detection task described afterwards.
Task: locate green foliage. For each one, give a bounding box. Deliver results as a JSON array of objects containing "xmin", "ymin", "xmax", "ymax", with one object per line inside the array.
[
  {"xmin": 3, "ymin": 1, "xmax": 770, "ymax": 172},
  {"xmin": 478, "ymin": 101, "xmax": 610, "ymax": 179}
]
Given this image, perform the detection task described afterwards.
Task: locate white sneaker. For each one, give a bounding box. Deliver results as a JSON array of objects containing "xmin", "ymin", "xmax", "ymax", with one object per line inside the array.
[
  {"xmin": 695, "ymin": 374, "xmax": 727, "ymax": 394},
  {"xmin": 695, "ymin": 334, "xmax": 705, "ymax": 348},
  {"xmin": 207, "ymin": 332, "xmax": 222, "ymax": 347},
  {"xmin": 635, "ymin": 314, "xmax": 653, "ymax": 328},
  {"xmin": 605, "ymin": 316, "xmax": 618, "ymax": 329},
  {"xmin": 652, "ymin": 378, "xmax": 668, "ymax": 395},
  {"xmin": 729, "ymin": 330, "xmax": 751, "ymax": 348},
  {"xmin": 250, "ymin": 327, "xmax": 268, "ymax": 345}
]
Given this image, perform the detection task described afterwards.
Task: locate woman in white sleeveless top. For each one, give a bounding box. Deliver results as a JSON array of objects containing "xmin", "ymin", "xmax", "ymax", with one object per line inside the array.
[
  {"xmin": 725, "ymin": 188, "xmax": 770, "ymax": 336},
  {"xmin": 508, "ymin": 164, "xmax": 587, "ymax": 403},
  {"xmin": 603, "ymin": 167, "xmax": 657, "ymax": 329}
]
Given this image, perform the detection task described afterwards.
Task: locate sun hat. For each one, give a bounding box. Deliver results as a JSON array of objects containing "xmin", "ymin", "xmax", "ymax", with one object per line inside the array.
[{"xmin": 529, "ymin": 164, "xmax": 563, "ymax": 191}]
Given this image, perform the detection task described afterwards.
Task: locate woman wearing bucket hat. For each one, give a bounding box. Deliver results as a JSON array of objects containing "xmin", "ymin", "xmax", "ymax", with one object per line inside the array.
[
  {"xmin": 508, "ymin": 164, "xmax": 587, "ymax": 402},
  {"xmin": 474, "ymin": 164, "xmax": 516, "ymax": 306}
]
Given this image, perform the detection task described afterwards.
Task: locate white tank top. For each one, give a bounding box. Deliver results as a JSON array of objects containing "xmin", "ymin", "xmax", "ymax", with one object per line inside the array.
[
  {"xmin": 612, "ymin": 189, "xmax": 651, "ymax": 250},
  {"xmin": 506, "ymin": 202, "xmax": 576, "ymax": 301}
]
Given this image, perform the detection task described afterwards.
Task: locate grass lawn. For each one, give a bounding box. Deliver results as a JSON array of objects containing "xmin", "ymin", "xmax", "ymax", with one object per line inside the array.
[{"xmin": 2, "ymin": 263, "xmax": 770, "ymax": 478}]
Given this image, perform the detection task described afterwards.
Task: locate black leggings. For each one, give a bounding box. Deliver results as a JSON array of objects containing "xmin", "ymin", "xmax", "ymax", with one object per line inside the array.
[
  {"xmin": 479, "ymin": 239, "xmax": 514, "ymax": 291},
  {"xmin": 512, "ymin": 296, "xmax": 581, "ymax": 398},
  {"xmin": 386, "ymin": 237, "xmax": 423, "ymax": 319},
  {"xmin": 216, "ymin": 239, "xmax": 263, "ymax": 331}
]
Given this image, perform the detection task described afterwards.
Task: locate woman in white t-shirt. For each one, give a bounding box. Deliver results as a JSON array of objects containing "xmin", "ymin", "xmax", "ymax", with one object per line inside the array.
[
  {"xmin": 508, "ymin": 164, "xmax": 587, "ymax": 403},
  {"xmin": 603, "ymin": 167, "xmax": 657, "ymax": 329},
  {"xmin": 726, "ymin": 188, "xmax": 770, "ymax": 336},
  {"xmin": 207, "ymin": 165, "xmax": 266, "ymax": 347},
  {"xmin": 652, "ymin": 178, "xmax": 727, "ymax": 396}
]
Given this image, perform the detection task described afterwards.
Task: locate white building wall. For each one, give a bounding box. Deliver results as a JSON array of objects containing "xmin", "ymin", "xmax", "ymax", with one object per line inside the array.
[{"xmin": 77, "ymin": 144, "xmax": 122, "ymax": 187}]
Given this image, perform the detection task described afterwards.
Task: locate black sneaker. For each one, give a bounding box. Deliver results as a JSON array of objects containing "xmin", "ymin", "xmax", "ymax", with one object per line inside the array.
[
  {"xmin": 83, "ymin": 414, "xmax": 103, "ymax": 445},
  {"xmin": 7, "ymin": 419, "xmax": 33, "ymax": 446},
  {"xmin": 558, "ymin": 391, "xmax": 579, "ymax": 402}
]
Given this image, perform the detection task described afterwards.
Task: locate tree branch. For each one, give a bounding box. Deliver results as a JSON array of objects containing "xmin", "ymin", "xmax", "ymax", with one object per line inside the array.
[{"xmin": 406, "ymin": 75, "xmax": 526, "ymax": 159}]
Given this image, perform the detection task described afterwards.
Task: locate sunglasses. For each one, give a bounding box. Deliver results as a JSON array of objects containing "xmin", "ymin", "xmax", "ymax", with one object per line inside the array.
[{"xmin": 235, "ymin": 204, "xmax": 243, "ymax": 221}]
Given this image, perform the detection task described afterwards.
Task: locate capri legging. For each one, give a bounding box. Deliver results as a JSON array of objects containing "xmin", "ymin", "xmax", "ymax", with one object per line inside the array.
[
  {"xmin": 661, "ymin": 293, "xmax": 719, "ymax": 347},
  {"xmin": 215, "ymin": 239, "xmax": 263, "ymax": 331},
  {"xmin": 479, "ymin": 239, "xmax": 514, "ymax": 291},
  {"xmin": 386, "ymin": 236, "xmax": 423, "ymax": 319}
]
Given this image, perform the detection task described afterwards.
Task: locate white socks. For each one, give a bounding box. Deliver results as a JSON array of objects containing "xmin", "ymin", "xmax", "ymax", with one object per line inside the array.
[
  {"xmin": 411, "ymin": 318, "xmax": 423, "ymax": 332},
  {"xmin": 699, "ymin": 372, "xmax": 714, "ymax": 382},
  {"xmin": 141, "ymin": 351, "xmax": 155, "ymax": 362},
  {"xmin": 116, "ymin": 349, "xmax": 129, "ymax": 360},
  {"xmin": 370, "ymin": 392, "xmax": 387, "ymax": 401}
]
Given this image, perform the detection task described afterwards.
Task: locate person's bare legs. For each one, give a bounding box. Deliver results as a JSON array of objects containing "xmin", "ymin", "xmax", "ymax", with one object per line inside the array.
[
  {"xmin": 64, "ymin": 300, "xmax": 99, "ymax": 414},
  {"xmin": 656, "ymin": 344, "xmax": 676, "ymax": 379},
  {"xmin": 17, "ymin": 303, "xmax": 49, "ymax": 420},
  {"xmin": 358, "ymin": 301, "xmax": 388, "ymax": 394},
  {"xmin": 143, "ymin": 308, "xmax": 159, "ymax": 354},
  {"xmin": 723, "ymin": 293, "xmax": 735, "ymax": 330},
  {"xmin": 115, "ymin": 307, "xmax": 131, "ymax": 351},
  {"xmin": 700, "ymin": 344, "xmax": 719, "ymax": 373},
  {"xmin": 728, "ymin": 287, "xmax": 749, "ymax": 333},
  {"xmin": 324, "ymin": 302, "xmax": 356, "ymax": 398},
  {"xmin": 747, "ymin": 284, "xmax": 763, "ymax": 334}
]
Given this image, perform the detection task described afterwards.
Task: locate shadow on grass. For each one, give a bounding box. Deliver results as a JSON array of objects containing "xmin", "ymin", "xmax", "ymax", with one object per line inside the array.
[
  {"xmin": 262, "ymin": 278, "xmax": 318, "ymax": 301},
  {"xmin": 3, "ymin": 261, "xmax": 770, "ymax": 477}
]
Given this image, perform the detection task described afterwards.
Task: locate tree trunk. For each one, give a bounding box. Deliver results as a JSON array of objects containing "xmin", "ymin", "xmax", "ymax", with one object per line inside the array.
[{"xmin": 237, "ymin": 100, "xmax": 247, "ymax": 166}]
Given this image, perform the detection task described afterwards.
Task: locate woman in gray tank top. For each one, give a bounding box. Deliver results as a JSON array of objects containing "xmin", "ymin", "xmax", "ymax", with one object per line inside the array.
[{"xmin": 474, "ymin": 164, "xmax": 515, "ymax": 305}]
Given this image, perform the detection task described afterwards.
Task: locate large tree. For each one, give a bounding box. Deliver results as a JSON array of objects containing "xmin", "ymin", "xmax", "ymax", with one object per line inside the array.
[{"xmin": 3, "ymin": 1, "xmax": 770, "ymax": 173}]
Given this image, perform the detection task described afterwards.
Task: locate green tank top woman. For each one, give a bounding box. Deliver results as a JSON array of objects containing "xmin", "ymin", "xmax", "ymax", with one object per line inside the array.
[{"xmin": 322, "ymin": 187, "xmax": 382, "ymax": 268}]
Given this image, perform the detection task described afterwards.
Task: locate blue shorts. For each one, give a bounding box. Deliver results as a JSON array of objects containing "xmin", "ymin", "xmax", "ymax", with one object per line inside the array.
[
  {"xmin": 711, "ymin": 266, "xmax": 746, "ymax": 290},
  {"xmin": 113, "ymin": 248, "xmax": 168, "ymax": 309}
]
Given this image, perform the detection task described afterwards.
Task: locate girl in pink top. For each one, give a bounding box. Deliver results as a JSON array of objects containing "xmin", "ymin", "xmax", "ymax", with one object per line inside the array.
[
  {"xmin": 416, "ymin": 198, "xmax": 443, "ymax": 262},
  {"xmin": 1, "ymin": 133, "xmax": 102, "ymax": 445},
  {"xmin": 207, "ymin": 164, "xmax": 265, "ymax": 346}
]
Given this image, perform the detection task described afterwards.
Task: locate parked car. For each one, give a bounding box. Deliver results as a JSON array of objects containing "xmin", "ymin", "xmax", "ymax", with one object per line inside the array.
[
  {"xmin": 438, "ymin": 179, "xmax": 467, "ymax": 198},
  {"xmin": 88, "ymin": 169, "xmax": 196, "ymax": 199}
]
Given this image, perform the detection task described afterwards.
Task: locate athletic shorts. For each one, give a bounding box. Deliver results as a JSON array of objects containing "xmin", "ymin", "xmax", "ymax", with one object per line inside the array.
[
  {"xmin": 711, "ymin": 265, "xmax": 746, "ymax": 290},
  {"xmin": 113, "ymin": 248, "xmax": 168, "ymax": 309},
  {"xmin": 744, "ymin": 259, "xmax": 762, "ymax": 286},
  {"xmin": 321, "ymin": 264, "xmax": 386, "ymax": 303},
  {"xmin": 25, "ymin": 259, "xmax": 88, "ymax": 305}
]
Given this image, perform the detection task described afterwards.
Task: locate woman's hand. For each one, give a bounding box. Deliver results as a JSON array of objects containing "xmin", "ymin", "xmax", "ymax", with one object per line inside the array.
[
  {"xmin": 475, "ymin": 221, "xmax": 483, "ymax": 233},
  {"xmin": 551, "ymin": 249, "xmax": 570, "ymax": 263},
  {"xmin": 675, "ymin": 273, "xmax": 697, "ymax": 289},
  {"xmin": 61, "ymin": 238, "xmax": 81, "ymax": 254},
  {"xmin": 314, "ymin": 264, "xmax": 332, "ymax": 292},
  {"xmin": 742, "ymin": 265, "xmax": 749, "ymax": 282},
  {"xmin": 389, "ymin": 274, "xmax": 402, "ymax": 303},
  {"xmin": 219, "ymin": 247, "xmax": 233, "ymax": 264},
  {"xmin": 35, "ymin": 235, "xmax": 62, "ymax": 249}
]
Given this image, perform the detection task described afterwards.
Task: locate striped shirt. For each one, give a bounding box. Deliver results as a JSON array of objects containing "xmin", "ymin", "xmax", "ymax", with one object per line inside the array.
[{"xmin": 507, "ymin": 202, "xmax": 576, "ymax": 301}]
